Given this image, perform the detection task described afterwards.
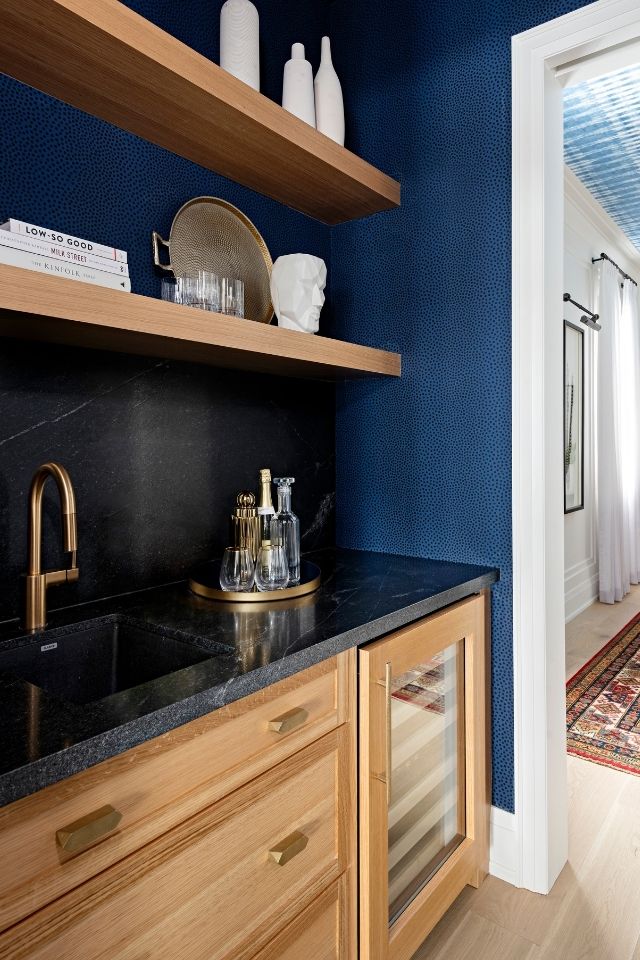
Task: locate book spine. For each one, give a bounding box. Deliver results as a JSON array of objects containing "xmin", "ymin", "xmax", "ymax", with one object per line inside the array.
[
  {"xmin": 0, "ymin": 230, "xmax": 129, "ymax": 277},
  {"xmin": 0, "ymin": 219, "xmax": 128, "ymax": 263},
  {"xmin": 0, "ymin": 247, "xmax": 132, "ymax": 292}
]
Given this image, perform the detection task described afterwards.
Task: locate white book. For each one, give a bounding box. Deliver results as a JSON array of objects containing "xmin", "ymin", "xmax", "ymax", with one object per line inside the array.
[
  {"xmin": 0, "ymin": 246, "xmax": 131, "ymax": 292},
  {"xmin": 0, "ymin": 229, "xmax": 129, "ymax": 277},
  {"xmin": 0, "ymin": 219, "xmax": 128, "ymax": 263}
]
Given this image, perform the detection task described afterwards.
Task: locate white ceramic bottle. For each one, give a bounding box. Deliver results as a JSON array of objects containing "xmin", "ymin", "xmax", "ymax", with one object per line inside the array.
[
  {"xmin": 314, "ymin": 36, "xmax": 344, "ymax": 145},
  {"xmin": 282, "ymin": 43, "xmax": 316, "ymax": 127},
  {"xmin": 220, "ymin": 0, "xmax": 260, "ymax": 91}
]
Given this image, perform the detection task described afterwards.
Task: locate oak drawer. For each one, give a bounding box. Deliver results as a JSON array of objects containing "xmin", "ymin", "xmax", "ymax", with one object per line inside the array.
[
  {"xmin": 0, "ymin": 654, "xmax": 350, "ymax": 933},
  {"xmin": 252, "ymin": 876, "xmax": 349, "ymax": 960},
  {"xmin": 0, "ymin": 728, "xmax": 350, "ymax": 960}
]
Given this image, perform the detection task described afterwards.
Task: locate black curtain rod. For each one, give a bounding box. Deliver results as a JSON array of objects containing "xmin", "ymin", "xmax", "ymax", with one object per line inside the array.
[
  {"xmin": 592, "ymin": 251, "xmax": 638, "ymax": 287},
  {"xmin": 563, "ymin": 292, "xmax": 601, "ymax": 331}
]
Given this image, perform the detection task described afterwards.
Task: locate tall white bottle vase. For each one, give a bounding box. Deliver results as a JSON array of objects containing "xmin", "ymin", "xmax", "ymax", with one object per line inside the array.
[
  {"xmin": 282, "ymin": 43, "xmax": 316, "ymax": 128},
  {"xmin": 220, "ymin": 0, "xmax": 260, "ymax": 92},
  {"xmin": 314, "ymin": 36, "xmax": 345, "ymax": 145}
]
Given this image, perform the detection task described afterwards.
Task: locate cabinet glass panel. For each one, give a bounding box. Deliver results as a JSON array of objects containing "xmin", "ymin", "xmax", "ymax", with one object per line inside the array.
[{"xmin": 388, "ymin": 640, "xmax": 465, "ymax": 923}]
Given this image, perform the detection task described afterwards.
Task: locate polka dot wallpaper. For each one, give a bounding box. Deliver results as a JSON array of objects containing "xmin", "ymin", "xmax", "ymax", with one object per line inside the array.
[{"xmin": 329, "ymin": 0, "xmax": 592, "ymax": 812}]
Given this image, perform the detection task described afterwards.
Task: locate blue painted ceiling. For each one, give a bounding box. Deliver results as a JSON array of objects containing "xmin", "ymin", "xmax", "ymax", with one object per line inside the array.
[{"xmin": 564, "ymin": 64, "xmax": 640, "ymax": 252}]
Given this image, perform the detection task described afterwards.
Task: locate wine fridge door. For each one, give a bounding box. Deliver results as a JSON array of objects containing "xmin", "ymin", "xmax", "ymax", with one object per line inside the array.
[{"xmin": 359, "ymin": 594, "xmax": 489, "ymax": 960}]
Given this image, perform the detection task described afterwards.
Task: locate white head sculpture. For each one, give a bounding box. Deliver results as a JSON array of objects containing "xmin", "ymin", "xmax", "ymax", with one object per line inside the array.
[{"xmin": 270, "ymin": 254, "xmax": 327, "ymax": 333}]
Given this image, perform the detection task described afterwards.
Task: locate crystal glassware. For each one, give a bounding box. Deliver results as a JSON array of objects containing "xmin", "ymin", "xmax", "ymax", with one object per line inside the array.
[
  {"xmin": 221, "ymin": 277, "xmax": 245, "ymax": 318},
  {"xmin": 181, "ymin": 270, "xmax": 221, "ymax": 311},
  {"xmin": 199, "ymin": 270, "xmax": 221, "ymax": 312},
  {"xmin": 273, "ymin": 477, "xmax": 300, "ymax": 585},
  {"xmin": 254, "ymin": 522, "xmax": 289, "ymax": 591},
  {"xmin": 181, "ymin": 273, "xmax": 205, "ymax": 309},
  {"xmin": 219, "ymin": 547, "xmax": 255, "ymax": 592},
  {"xmin": 161, "ymin": 276, "xmax": 183, "ymax": 304}
]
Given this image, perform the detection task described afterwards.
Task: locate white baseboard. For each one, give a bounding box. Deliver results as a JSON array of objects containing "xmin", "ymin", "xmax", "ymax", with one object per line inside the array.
[
  {"xmin": 565, "ymin": 588, "xmax": 598, "ymax": 623},
  {"xmin": 489, "ymin": 806, "xmax": 519, "ymax": 886},
  {"xmin": 564, "ymin": 568, "xmax": 598, "ymax": 623}
]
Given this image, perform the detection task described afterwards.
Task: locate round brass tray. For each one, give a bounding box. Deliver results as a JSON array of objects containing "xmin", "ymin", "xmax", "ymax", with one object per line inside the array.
[
  {"xmin": 188, "ymin": 559, "xmax": 321, "ymax": 603},
  {"xmin": 152, "ymin": 196, "xmax": 274, "ymax": 325}
]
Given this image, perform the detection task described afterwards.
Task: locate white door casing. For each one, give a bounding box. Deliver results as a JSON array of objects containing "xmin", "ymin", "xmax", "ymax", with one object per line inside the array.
[{"xmin": 511, "ymin": 0, "xmax": 640, "ymax": 894}]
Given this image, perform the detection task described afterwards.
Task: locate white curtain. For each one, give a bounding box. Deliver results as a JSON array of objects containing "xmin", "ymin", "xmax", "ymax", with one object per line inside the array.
[
  {"xmin": 594, "ymin": 261, "xmax": 640, "ymax": 603},
  {"xmin": 620, "ymin": 279, "xmax": 640, "ymax": 584}
]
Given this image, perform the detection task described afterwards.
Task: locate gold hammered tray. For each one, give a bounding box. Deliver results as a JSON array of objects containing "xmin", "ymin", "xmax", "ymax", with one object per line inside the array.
[
  {"xmin": 188, "ymin": 559, "xmax": 321, "ymax": 603},
  {"xmin": 152, "ymin": 197, "xmax": 274, "ymax": 324}
]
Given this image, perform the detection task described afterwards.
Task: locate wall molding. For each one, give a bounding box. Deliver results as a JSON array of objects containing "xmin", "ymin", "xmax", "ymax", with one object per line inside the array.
[
  {"xmin": 489, "ymin": 806, "xmax": 519, "ymax": 886},
  {"xmin": 565, "ymin": 166, "xmax": 640, "ymax": 276}
]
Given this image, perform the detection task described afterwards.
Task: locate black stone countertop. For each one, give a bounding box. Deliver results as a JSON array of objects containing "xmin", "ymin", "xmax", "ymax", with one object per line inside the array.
[{"xmin": 0, "ymin": 549, "xmax": 498, "ymax": 807}]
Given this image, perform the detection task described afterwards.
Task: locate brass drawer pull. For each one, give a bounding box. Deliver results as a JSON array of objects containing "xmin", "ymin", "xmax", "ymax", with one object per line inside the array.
[
  {"xmin": 268, "ymin": 706, "xmax": 309, "ymax": 734},
  {"xmin": 268, "ymin": 830, "xmax": 309, "ymax": 866},
  {"xmin": 56, "ymin": 804, "xmax": 122, "ymax": 854}
]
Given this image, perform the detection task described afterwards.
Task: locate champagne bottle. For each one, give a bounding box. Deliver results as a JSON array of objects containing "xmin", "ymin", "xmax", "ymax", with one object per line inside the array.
[{"xmin": 257, "ymin": 467, "xmax": 275, "ymax": 542}]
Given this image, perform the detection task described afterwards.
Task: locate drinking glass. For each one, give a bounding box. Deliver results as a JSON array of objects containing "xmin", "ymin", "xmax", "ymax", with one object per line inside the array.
[
  {"xmin": 161, "ymin": 277, "xmax": 183, "ymax": 304},
  {"xmin": 221, "ymin": 278, "xmax": 245, "ymax": 318},
  {"xmin": 255, "ymin": 522, "xmax": 289, "ymax": 591},
  {"xmin": 199, "ymin": 270, "xmax": 221, "ymax": 312},
  {"xmin": 219, "ymin": 547, "xmax": 255, "ymax": 592},
  {"xmin": 181, "ymin": 274, "xmax": 205, "ymax": 309},
  {"xmin": 181, "ymin": 271, "xmax": 221, "ymax": 311}
]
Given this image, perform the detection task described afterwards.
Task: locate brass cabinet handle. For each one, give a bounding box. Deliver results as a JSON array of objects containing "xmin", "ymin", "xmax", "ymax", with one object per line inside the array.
[
  {"xmin": 56, "ymin": 804, "xmax": 122, "ymax": 855},
  {"xmin": 374, "ymin": 663, "xmax": 393, "ymax": 805},
  {"xmin": 268, "ymin": 830, "xmax": 308, "ymax": 866},
  {"xmin": 385, "ymin": 661, "xmax": 392, "ymax": 806},
  {"xmin": 268, "ymin": 706, "xmax": 309, "ymax": 734}
]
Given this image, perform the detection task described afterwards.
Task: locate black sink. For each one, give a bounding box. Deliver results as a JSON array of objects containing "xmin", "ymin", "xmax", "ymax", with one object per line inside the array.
[{"xmin": 0, "ymin": 617, "xmax": 215, "ymax": 705}]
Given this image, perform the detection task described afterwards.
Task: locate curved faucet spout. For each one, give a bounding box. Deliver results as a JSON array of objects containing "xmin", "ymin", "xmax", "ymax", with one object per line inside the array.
[{"xmin": 24, "ymin": 462, "xmax": 79, "ymax": 630}]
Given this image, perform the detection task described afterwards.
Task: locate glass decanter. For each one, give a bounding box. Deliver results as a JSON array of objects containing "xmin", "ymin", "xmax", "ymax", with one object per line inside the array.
[{"xmin": 274, "ymin": 477, "xmax": 300, "ymax": 585}]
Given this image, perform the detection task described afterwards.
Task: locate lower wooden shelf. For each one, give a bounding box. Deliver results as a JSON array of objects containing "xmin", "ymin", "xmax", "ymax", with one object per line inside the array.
[{"xmin": 0, "ymin": 265, "xmax": 401, "ymax": 380}]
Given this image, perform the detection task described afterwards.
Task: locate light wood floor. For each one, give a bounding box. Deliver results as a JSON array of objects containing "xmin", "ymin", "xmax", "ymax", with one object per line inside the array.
[{"xmin": 412, "ymin": 586, "xmax": 640, "ymax": 960}]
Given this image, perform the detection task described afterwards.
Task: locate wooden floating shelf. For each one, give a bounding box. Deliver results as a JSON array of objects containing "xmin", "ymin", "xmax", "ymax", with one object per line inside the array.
[
  {"xmin": 0, "ymin": 266, "xmax": 401, "ymax": 380},
  {"xmin": 0, "ymin": 0, "xmax": 400, "ymax": 225}
]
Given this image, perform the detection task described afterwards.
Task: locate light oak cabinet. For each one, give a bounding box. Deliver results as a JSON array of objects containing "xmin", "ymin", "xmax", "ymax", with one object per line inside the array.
[
  {"xmin": 0, "ymin": 593, "xmax": 489, "ymax": 960},
  {"xmin": 0, "ymin": 653, "xmax": 357, "ymax": 960}
]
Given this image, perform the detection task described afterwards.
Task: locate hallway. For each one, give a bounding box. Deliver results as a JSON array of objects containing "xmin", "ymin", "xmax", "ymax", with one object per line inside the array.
[{"xmin": 414, "ymin": 587, "xmax": 640, "ymax": 960}]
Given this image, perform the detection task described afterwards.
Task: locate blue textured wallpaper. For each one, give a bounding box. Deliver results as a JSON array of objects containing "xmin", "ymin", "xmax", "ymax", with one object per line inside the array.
[{"xmin": 329, "ymin": 0, "xmax": 591, "ymax": 813}]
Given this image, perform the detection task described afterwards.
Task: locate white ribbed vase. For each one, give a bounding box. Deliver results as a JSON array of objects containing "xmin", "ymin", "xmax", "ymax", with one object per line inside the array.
[
  {"xmin": 282, "ymin": 43, "xmax": 316, "ymax": 127},
  {"xmin": 220, "ymin": 0, "xmax": 260, "ymax": 91},
  {"xmin": 314, "ymin": 36, "xmax": 344, "ymax": 145}
]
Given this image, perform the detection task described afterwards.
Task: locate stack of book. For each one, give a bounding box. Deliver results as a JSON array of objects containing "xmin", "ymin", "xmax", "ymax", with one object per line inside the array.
[{"xmin": 0, "ymin": 218, "xmax": 131, "ymax": 292}]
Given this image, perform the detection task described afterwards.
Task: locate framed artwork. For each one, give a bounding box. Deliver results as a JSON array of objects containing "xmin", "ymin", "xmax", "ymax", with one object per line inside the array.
[{"xmin": 564, "ymin": 320, "xmax": 584, "ymax": 513}]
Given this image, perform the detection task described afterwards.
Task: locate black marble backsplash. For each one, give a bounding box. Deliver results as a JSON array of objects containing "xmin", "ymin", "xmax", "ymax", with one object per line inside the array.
[{"xmin": 0, "ymin": 338, "xmax": 335, "ymax": 623}]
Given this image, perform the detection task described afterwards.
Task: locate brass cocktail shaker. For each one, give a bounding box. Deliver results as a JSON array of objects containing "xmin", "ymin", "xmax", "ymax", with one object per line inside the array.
[{"xmin": 230, "ymin": 491, "xmax": 260, "ymax": 561}]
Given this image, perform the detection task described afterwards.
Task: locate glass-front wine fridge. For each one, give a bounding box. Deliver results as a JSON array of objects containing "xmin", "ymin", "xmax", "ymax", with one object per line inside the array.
[{"xmin": 359, "ymin": 594, "xmax": 489, "ymax": 960}]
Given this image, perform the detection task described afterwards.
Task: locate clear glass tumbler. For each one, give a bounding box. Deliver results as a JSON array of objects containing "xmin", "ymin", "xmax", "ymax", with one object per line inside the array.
[
  {"xmin": 219, "ymin": 547, "xmax": 255, "ymax": 592},
  {"xmin": 181, "ymin": 270, "xmax": 221, "ymax": 311},
  {"xmin": 161, "ymin": 276, "xmax": 183, "ymax": 304},
  {"xmin": 221, "ymin": 278, "xmax": 245, "ymax": 318},
  {"xmin": 254, "ymin": 523, "xmax": 289, "ymax": 592},
  {"xmin": 199, "ymin": 270, "xmax": 221, "ymax": 312}
]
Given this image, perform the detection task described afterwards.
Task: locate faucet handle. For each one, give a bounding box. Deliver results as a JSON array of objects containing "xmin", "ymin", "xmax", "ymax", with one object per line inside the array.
[{"xmin": 44, "ymin": 565, "xmax": 80, "ymax": 588}]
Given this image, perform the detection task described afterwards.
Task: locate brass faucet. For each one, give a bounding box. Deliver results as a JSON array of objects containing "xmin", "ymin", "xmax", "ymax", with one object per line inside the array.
[{"xmin": 23, "ymin": 463, "xmax": 79, "ymax": 631}]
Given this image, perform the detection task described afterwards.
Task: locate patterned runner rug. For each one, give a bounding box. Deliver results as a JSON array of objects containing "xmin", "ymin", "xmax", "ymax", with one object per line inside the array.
[{"xmin": 566, "ymin": 612, "xmax": 640, "ymax": 774}]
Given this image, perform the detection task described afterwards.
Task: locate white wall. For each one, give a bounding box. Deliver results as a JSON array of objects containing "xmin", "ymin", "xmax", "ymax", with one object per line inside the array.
[{"xmin": 564, "ymin": 167, "xmax": 640, "ymax": 621}]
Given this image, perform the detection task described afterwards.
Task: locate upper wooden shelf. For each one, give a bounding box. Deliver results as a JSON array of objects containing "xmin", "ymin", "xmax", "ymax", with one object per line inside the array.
[
  {"xmin": 0, "ymin": 0, "xmax": 400, "ymax": 225},
  {"xmin": 0, "ymin": 265, "xmax": 401, "ymax": 379}
]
